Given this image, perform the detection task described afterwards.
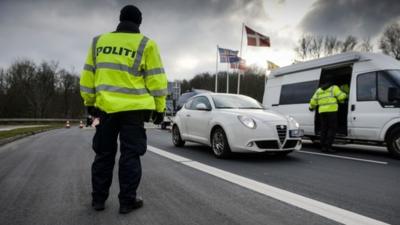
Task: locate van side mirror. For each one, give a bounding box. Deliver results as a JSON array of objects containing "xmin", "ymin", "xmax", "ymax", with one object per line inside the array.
[
  {"xmin": 195, "ymin": 103, "xmax": 211, "ymax": 111},
  {"xmin": 388, "ymin": 87, "xmax": 400, "ymax": 102}
]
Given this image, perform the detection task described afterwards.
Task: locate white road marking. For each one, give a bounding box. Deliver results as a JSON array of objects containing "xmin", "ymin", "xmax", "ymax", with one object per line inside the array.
[
  {"xmin": 298, "ymin": 150, "xmax": 388, "ymax": 165},
  {"xmin": 147, "ymin": 145, "xmax": 388, "ymax": 225}
]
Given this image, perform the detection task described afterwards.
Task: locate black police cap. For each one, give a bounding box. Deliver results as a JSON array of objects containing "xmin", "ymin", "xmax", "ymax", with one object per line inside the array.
[{"xmin": 120, "ymin": 5, "xmax": 142, "ymax": 25}]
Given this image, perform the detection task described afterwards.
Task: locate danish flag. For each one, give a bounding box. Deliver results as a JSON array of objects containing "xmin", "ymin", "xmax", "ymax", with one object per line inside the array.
[{"xmin": 245, "ymin": 25, "xmax": 270, "ymax": 47}]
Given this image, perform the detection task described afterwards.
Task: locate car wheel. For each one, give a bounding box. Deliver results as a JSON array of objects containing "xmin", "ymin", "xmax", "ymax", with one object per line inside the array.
[
  {"xmin": 172, "ymin": 125, "xmax": 185, "ymax": 147},
  {"xmin": 211, "ymin": 127, "xmax": 231, "ymax": 158},
  {"xmin": 387, "ymin": 127, "xmax": 400, "ymax": 159}
]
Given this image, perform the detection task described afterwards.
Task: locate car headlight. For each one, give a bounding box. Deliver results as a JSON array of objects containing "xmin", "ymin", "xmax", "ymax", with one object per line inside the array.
[
  {"xmin": 238, "ymin": 115, "xmax": 256, "ymax": 129},
  {"xmin": 289, "ymin": 129, "xmax": 304, "ymax": 137},
  {"xmin": 287, "ymin": 116, "xmax": 299, "ymax": 128}
]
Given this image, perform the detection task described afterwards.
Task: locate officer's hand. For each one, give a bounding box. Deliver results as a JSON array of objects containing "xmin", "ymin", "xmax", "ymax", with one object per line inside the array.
[
  {"xmin": 152, "ymin": 112, "xmax": 164, "ymax": 125},
  {"xmin": 87, "ymin": 106, "xmax": 101, "ymax": 117},
  {"xmin": 308, "ymin": 107, "xmax": 315, "ymax": 112}
]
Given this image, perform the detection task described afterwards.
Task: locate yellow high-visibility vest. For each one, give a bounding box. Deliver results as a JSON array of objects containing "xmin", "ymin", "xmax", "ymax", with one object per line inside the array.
[
  {"xmin": 340, "ymin": 84, "xmax": 350, "ymax": 94},
  {"xmin": 80, "ymin": 32, "xmax": 168, "ymax": 113},
  {"xmin": 309, "ymin": 85, "xmax": 347, "ymax": 113}
]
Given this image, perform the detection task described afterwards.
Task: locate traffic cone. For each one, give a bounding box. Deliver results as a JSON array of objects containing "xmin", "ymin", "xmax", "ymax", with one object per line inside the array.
[
  {"xmin": 65, "ymin": 120, "xmax": 70, "ymax": 128},
  {"xmin": 79, "ymin": 121, "xmax": 84, "ymax": 129}
]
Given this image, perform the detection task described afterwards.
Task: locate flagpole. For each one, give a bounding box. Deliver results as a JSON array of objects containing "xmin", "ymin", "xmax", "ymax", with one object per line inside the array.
[
  {"xmin": 237, "ymin": 23, "xmax": 244, "ymax": 94},
  {"xmin": 226, "ymin": 62, "xmax": 229, "ymax": 93},
  {"xmin": 215, "ymin": 45, "xmax": 219, "ymax": 93}
]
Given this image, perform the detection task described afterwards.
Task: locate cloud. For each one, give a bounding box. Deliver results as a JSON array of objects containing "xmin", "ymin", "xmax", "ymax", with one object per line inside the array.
[
  {"xmin": 299, "ymin": 0, "xmax": 400, "ymax": 38},
  {"xmin": 1, "ymin": 0, "xmax": 396, "ymax": 80}
]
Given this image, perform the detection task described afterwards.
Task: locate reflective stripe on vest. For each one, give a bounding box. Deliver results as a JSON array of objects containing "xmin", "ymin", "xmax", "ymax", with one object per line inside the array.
[
  {"xmin": 80, "ymin": 84, "xmax": 167, "ymax": 96},
  {"xmin": 83, "ymin": 64, "xmax": 95, "ymax": 73},
  {"xmin": 80, "ymin": 85, "xmax": 95, "ymax": 94},
  {"xmin": 149, "ymin": 88, "xmax": 169, "ymax": 96},
  {"xmin": 86, "ymin": 62, "xmax": 165, "ymax": 77},
  {"xmin": 132, "ymin": 37, "xmax": 149, "ymax": 75},
  {"xmin": 92, "ymin": 35, "xmax": 101, "ymax": 71},
  {"xmin": 96, "ymin": 84, "xmax": 148, "ymax": 95}
]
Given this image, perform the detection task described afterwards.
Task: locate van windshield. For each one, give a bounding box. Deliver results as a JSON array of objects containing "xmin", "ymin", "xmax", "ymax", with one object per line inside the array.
[
  {"xmin": 378, "ymin": 70, "xmax": 400, "ymax": 105},
  {"xmin": 385, "ymin": 70, "xmax": 400, "ymax": 87}
]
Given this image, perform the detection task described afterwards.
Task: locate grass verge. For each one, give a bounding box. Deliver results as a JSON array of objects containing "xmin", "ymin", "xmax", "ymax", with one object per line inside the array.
[{"xmin": 0, "ymin": 124, "xmax": 64, "ymax": 140}]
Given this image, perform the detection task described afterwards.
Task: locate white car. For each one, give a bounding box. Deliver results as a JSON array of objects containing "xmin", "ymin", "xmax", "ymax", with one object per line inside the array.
[{"xmin": 172, "ymin": 93, "xmax": 303, "ymax": 158}]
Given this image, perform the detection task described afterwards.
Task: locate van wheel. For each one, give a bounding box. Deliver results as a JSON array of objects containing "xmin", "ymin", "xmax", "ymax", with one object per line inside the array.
[
  {"xmin": 211, "ymin": 127, "xmax": 231, "ymax": 159},
  {"xmin": 387, "ymin": 127, "xmax": 400, "ymax": 159},
  {"xmin": 172, "ymin": 125, "xmax": 185, "ymax": 147}
]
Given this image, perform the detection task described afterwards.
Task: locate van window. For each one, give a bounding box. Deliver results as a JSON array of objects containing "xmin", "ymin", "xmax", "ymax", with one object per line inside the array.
[
  {"xmin": 378, "ymin": 70, "xmax": 400, "ymax": 105},
  {"xmin": 279, "ymin": 80, "xmax": 319, "ymax": 105},
  {"xmin": 357, "ymin": 72, "xmax": 377, "ymax": 101}
]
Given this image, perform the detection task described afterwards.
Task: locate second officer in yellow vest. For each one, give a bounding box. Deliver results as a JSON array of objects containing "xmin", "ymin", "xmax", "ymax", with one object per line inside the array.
[
  {"xmin": 309, "ymin": 81, "xmax": 347, "ymax": 153},
  {"xmin": 80, "ymin": 5, "xmax": 167, "ymax": 214}
]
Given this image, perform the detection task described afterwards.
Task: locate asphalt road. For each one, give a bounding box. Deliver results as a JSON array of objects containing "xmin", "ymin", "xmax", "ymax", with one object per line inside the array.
[{"xmin": 0, "ymin": 127, "xmax": 398, "ymax": 225}]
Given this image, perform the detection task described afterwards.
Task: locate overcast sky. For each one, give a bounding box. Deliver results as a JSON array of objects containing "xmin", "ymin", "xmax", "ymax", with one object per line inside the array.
[{"xmin": 0, "ymin": 0, "xmax": 399, "ymax": 80}]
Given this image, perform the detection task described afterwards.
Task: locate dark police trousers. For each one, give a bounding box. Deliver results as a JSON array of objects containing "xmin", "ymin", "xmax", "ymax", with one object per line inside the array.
[
  {"xmin": 319, "ymin": 112, "xmax": 337, "ymax": 151},
  {"xmin": 91, "ymin": 110, "xmax": 147, "ymax": 206}
]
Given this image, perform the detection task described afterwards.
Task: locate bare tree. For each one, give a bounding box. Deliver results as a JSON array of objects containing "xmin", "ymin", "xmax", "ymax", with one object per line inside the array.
[
  {"xmin": 380, "ymin": 22, "xmax": 400, "ymax": 60},
  {"xmin": 295, "ymin": 34, "xmax": 313, "ymax": 60},
  {"xmin": 6, "ymin": 59, "xmax": 37, "ymax": 117},
  {"xmin": 358, "ymin": 37, "xmax": 374, "ymax": 52},
  {"xmin": 33, "ymin": 62, "xmax": 57, "ymax": 117},
  {"xmin": 341, "ymin": 35, "xmax": 358, "ymax": 52},
  {"xmin": 310, "ymin": 35, "xmax": 324, "ymax": 59},
  {"xmin": 59, "ymin": 69, "xmax": 77, "ymax": 117},
  {"xmin": 0, "ymin": 69, "xmax": 6, "ymax": 116},
  {"xmin": 324, "ymin": 36, "xmax": 339, "ymax": 56},
  {"xmin": 0, "ymin": 68, "xmax": 6, "ymax": 94},
  {"xmin": 295, "ymin": 34, "xmax": 363, "ymax": 61}
]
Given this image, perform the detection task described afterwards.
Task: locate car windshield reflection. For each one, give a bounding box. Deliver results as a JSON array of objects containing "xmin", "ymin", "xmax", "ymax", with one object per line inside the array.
[{"xmin": 212, "ymin": 95, "xmax": 264, "ymax": 109}]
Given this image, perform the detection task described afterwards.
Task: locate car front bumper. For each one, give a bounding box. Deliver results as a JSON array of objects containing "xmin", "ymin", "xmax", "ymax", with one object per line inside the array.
[{"xmin": 223, "ymin": 122, "xmax": 303, "ymax": 153}]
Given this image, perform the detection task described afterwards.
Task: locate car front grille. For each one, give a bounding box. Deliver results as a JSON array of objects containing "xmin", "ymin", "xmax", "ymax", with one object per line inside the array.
[
  {"xmin": 283, "ymin": 140, "xmax": 298, "ymax": 149},
  {"xmin": 255, "ymin": 140, "xmax": 279, "ymax": 149},
  {"xmin": 276, "ymin": 125, "xmax": 287, "ymax": 144}
]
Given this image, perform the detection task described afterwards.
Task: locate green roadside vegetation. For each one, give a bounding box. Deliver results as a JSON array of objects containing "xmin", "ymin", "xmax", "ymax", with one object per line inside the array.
[{"xmin": 0, "ymin": 124, "xmax": 65, "ymax": 140}]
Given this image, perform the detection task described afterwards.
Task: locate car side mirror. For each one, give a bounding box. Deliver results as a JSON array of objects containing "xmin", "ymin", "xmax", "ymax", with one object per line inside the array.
[
  {"xmin": 196, "ymin": 103, "xmax": 211, "ymax": 111},
  {"xmin": 388, "ymin": 87, "xmax": 400, "ymax": 102}
]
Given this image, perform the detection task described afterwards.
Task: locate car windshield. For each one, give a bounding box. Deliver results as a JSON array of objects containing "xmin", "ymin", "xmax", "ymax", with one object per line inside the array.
[{"xmin": 212, "ymin": 95, "xmax": 264, "ymax": 109}]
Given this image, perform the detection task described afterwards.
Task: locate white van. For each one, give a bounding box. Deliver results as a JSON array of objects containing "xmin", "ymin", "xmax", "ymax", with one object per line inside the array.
[{"xmin": 263, "ymin": 52, "xmax": 400, "ymax": 158}]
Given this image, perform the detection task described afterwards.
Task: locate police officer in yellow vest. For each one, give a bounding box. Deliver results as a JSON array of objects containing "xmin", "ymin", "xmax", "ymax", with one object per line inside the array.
[
  {"xmin": 80, "ymin": 5, "xmax": 167, "ymax": 214},
  {"xmin": 340, "ymin": 83, "xmax": 350, "ymax": 94},
  {"xmin": 309, "ymin": 81, "xmax": 347, "ymax": 153}
]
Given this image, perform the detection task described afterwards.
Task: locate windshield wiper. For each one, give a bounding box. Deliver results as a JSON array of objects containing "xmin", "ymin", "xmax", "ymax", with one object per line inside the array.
[{"xmin": 216, "ymin": 107, "xmax": 236, "ymax": 109}]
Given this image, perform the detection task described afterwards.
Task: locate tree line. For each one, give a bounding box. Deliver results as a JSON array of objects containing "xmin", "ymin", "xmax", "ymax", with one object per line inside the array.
[
  {"xmin": 294, "ymin": 22, "xmax": 400, "ymax": 61},
  {"xmin": 179, "ymin": 65, "xmax": 266, "ymax": 102},
  {"xmin": 0, "ymin": 59, "xmax": 84, "ymax": 118}
]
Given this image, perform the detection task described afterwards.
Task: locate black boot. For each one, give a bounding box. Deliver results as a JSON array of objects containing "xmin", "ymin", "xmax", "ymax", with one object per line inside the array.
[
  {"xmin": 92, "ymin": 201, "xmax": 105, "ymax": 211},
  {"xmin": 119, "ymin": 197, "xmax": 143, "ymax": 214}
]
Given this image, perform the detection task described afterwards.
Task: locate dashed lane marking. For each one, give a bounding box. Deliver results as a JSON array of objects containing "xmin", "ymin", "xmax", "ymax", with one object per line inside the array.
[
  {"xmin": 298, "ymin": 150, "xmax": 388, "ymax": 165},
  {"xmin": 147, "ymin": 145, "xmax": 389, "ymax": 225}
]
